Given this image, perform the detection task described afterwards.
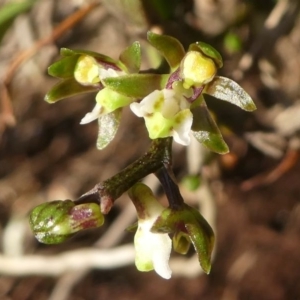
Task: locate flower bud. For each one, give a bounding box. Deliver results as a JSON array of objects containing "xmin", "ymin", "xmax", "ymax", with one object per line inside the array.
[
  {"xmin": 180, "ymin": 51, "xmax": 218, "ymax": 89},
  {"xmin": 29, "ymin": 200, "xmax": 104, "ymax": 244},
  {"xmin": 172, "ymin": 231, "xmax": 191, "ymax": 255},
  {"xmin": 128, "ymin": 183, "xmax": 172, "ymax": 279},
  {"xmin": 74, "ymin": 55, "xmax": 100, "ymax": 85},
  {"xmin": 188, "ymin": 42, "xmax": 223, "ymax": 68}
]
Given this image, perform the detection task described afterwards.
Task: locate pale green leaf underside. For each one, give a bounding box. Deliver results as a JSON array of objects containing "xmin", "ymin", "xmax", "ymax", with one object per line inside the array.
[
  {"xmin": 97, "ymin": 109, "xmax": 121, "ymax": 150},
  {"xmin": 204, "ymin": 76, "xmax": 256, "ymax": 111},
  {"xmin": 191, "ymin": 101, "xmax": 229, "ymax": 154}
]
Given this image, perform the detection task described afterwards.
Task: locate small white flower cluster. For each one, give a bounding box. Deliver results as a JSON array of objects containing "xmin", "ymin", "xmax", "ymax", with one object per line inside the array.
[
  {"xmin": 74, "ymin": 55, "xmax": 126, "ymax": 124},
  {"xmin": 130, "ymin": 89, "xmax": 193, "ymax": 146},
  {"xmin": 75, "ymin": 50, "xmax": 218, "ymax": 146}
]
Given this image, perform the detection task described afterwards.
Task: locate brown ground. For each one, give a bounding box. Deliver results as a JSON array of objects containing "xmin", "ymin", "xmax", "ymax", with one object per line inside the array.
[{"xmin": 1, "ymin": 1, "xmax": 300, "ymax": 300}]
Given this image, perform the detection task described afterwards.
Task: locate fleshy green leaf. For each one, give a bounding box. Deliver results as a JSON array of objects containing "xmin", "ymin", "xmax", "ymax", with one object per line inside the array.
[
  {"xmin": 45, "ymin": 78, "xmax": 100, "ymax": 103},
  {"xmin": 204, "ymin": 76, "xmax": 256, "ymax": 111},
  {"xmin": 188, "ymin": 42, "xmax": 223, "ymax": 68},
  {"xmin": 185, "ymin": 210, "xmax": 214, "ymax": 274},
  {"xmin": 97, "ymin": 109, "xmax": 121, "ymax": 150},
  {"xmin": 151, "ymin": 203, "xmax": 214, "ymax": 274},
  {"xmin": 147, "ymin": 31, "xmax": 185, "ymax": 70},
  {"xmin": 191, "ymin": 101, "xmax": 229, "ymax": 154},
  {"xmin": 48, "ymin": 55, "xmax": 80, "ymax": 78},
  {"xmin": 119, "ymin": 41, "xmax": 141, "ymax": 73},
  {"xmin": 103, "ymin": 74, "xmax": 169, "ymax": 98},
  {"xmin": 60, "ymin": 48, "xmax": 124, "ymax": 69}
]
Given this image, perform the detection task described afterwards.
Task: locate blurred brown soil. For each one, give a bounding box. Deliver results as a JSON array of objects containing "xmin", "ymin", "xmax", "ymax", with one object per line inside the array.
[{"xmin": 1, "ymin": 1, "xmax": 300, "ymax": 300}]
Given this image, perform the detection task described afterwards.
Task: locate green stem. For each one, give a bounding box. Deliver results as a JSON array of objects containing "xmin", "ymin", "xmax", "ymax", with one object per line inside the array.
[
  {"xmin": 75, "ymin": 138, "xmax": 172, "ymax": 213},
  {"xmin": 103, "ymin": 138, "xmax": 170, "ymax": 198}
]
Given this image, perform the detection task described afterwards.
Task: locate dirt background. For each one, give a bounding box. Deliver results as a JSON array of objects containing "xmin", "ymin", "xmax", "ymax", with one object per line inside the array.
[{"xmin": 1, "ymin": 0, "xmax": 300, "ymax": 299}]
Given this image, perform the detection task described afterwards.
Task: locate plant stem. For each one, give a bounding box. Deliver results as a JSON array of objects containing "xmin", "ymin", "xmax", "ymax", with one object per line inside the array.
[
  {"xmin": 155, "ymin": 167, "xmax": 185, "ymax": 210},
  {"xmin": 75, "ymin": 138, "xmax": 172, "ymax": 213}
]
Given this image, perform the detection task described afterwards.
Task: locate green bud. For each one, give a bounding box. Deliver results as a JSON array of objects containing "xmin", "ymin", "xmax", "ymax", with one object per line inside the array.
[
  {"xmin": 74, "ymin": 55, "xmax": 100, "ymax": 85},
  {"xmin": 29, "ymin": 200, "xmax": 104, "ymax": 244},
  {"xmin": 180, "ymin": 51, "xmax": 218, "ymax": 89},
  {"xmin": 173, "ymin": 231, "xmax": 191, "ymax": 255}
]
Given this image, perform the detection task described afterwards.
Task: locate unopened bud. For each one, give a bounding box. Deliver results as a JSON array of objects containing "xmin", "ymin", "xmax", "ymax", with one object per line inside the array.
[{"xmin": 29, "ymin": 200, "xmax": 104, "ymax": 244}]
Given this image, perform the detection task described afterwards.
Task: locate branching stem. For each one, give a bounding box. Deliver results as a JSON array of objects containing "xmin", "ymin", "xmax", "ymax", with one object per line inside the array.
[{"xmin": 75, "ymin": 138, "xmax": 174, "ymax": 213}]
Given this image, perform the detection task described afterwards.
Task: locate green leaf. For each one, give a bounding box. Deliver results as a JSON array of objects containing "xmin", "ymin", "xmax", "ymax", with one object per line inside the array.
[
  {"xmin": 147, "ymin": 31, "xmax": 185, "ymax": 70},
  {"xmin": 0, "ymin": 0, "xmax": 37, "ymax": 42},
  {"xmin": 188, "ymin": 42, "xmax": 223, "ymax": 68},
  {"xmin": 151, "ymin": 203, "xmax": 215, "ymax": 274},
  {"xmin": 60, "ymin": 48, "xmax": 122, "ymax": 68},
  {"xmin": 185, "ymin": 206, "xmax": 215, "ymax": 274},
  {"xmin": 191, "ymin": 100, "xmax": 229, "ymax": 154},
  {"xmin": 204, "ymin": 76, "xmax": 256, "ymax": 111},
  {"xmin": 97, "ymin": 109, "xmax": 121, "ymax": 150},
  {"xmin": 45, "ymin": 78, "xmax": 100, "ymax": 103},
  {"xmin": 103, "ymin": 74, "xmax": 169, "ymax": 98},
  {"xmin": 119, "ymin": 41, "xmax": 141, "ymax": 73},
  {"xmin": 48, "ymin": 55, "xmax": 80, "ymax": 78}
]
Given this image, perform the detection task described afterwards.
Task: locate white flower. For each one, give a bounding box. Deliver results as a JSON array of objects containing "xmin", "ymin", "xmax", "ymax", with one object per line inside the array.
[
  {"xmin": 129, "ymin": 183, "xmax": 172, "ymax": 279},
  {"xmin": 77, "ymin": 62, "xmax": 128, "ymax": 124},
  {"xmin": 80, "ymin": 103, "xmax": 103, "ymax": 124},
  {"xmin": 130, "ymin": 89, "xmax": 193, "ymax": 145},
  {"xmin": 135, "ymin": 217, "xmax": 172, "ymax": 279}
]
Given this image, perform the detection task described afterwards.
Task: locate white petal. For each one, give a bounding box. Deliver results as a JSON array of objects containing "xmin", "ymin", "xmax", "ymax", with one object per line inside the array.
[
  {"xmin": 161, "ymin": 89, "xmax": 180, "ymax": 118},
  {"xmin": 130, "ymin": 90, "xmax": 163, "ymax": 117},
  {"xmin": 152, "ymin": 233, "xmax": 172, "ymax": 279},
  {"xmin": 80, "ymin": 103, "xmax": 103, "ymax": 124},
  {"xmin": 130, "ymin": 102, "xmax": 144, "ymax": 117},
  {"xmin": 134, "ymin": 224, "xmax": 172, "ymax": 279},
  {"xmin": 99, "ymin": 68, "xmax": 124, "ymax": 80},
  {"xmin": 173, "ymin": 110, "xmax": 193, "ymax": 145}
]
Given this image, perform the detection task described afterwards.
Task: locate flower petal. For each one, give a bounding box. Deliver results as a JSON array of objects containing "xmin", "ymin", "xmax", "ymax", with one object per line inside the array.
[
  {"xmin": 129, "ymin": 183, "xmax": 172, "ymax": 279},
  {"xmin": 152, "ymin": 233, "xmax": 172, "ymax": 279},
  {"xmin": 80, "ymin": 103, "xmax": 103, "ymax": 124},
  {"xmin": 173, "ymin": 109, "xmax": 193, "ymax": 145},
  {"xmin": 130, "ymin": 90, "xmax": 163, "ymax": 117},
  {"xmin": 134, "ymin": 224, "xmax": 172, "ymax": 279},
  {"xmin": 99, "ymin": 68, "xmax": 124, "ymax": 80}
]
